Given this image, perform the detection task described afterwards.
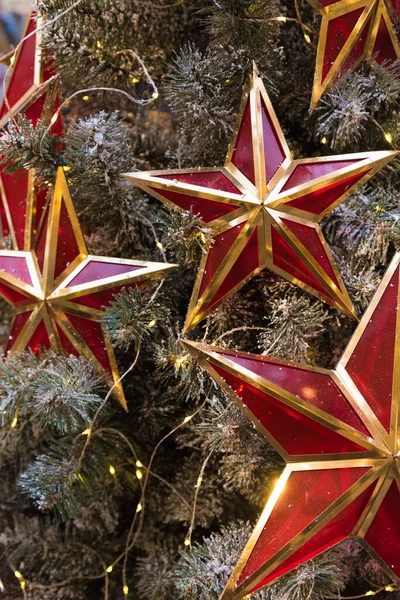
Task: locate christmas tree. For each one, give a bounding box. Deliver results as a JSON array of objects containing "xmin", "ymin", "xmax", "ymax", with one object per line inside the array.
[{"xmin": 0, "ymin": 1, "xmax": 399, "ymax": 599}]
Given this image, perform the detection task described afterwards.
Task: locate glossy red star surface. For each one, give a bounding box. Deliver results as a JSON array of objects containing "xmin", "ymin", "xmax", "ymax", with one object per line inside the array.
[
  {"xmin": 0, "ymin": 10, "xmax": 63, "ymax": 251},
  {"xmin": 126, "ymin": 66, "xmax": 396, "ymax": 332},
  {"xmin": 184, "ymin": 252, "xmax": 400, "ymax": 599},
  {"xmin": 0, "ymin": 168, "xmax": 176, "ymax": 408},
  {"xmin": 308, "ymin": 0, "xmax": 400, "ymax": 107}
]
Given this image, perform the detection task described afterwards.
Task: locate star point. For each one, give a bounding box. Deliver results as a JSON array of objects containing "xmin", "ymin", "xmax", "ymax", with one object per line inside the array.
[
  {"xmin": 0, "ymin": 10, "xmax": 63, "ymax": 252},
  {"xmin": 308, "ymin": 0, "xmax": 400, "ymax": 108},
  {"xmin": 0, "ymin": 168, "xmax": 176, "ymax": 409},
  {"xmin": 126, "ymin": 68, "xmax": 397, "ymax": 331},
  {"xmin": 183, "ymin": 251, "xmax": 400, "ymax": 599}
]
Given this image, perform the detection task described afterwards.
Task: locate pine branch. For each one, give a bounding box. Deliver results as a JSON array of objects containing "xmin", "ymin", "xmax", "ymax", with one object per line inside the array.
[
  {"xmin": 0, "ymin": 115, "xmax": 61, "ymax": 175},
  {"xmin": 102, "ymin": 287, "xmax": 170, "ymax": 351}
]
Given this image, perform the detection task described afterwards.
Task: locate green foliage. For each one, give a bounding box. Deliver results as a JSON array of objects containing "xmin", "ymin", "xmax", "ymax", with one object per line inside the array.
[
  {"xmin": 0, "ymin": 352, "xmax": 102, "ymax": 435},
  {"xmin": 175, "ymin": 522, "xmax": 269, "ymax": 599},
  {"xmin": 164, "ymin": 43, "xmax": 250, "ymax": 164},
  {"xmin": 0, "ymin": 516, "xmax": 95, "ymax": 599},
  {"xmin": 204, "ymin": 0, "xmax": 280, "ymax": 52},
  {"xmin": 313, "ymin": 63, "xmax": 400, "ymax": 150},
  {"xmin": 2, "ymin": 0, "xmax": 399, "ymax": 597},
  {"xmin": 25, "ymin": 355, "xmax": 103, "ymax": 434},
  {"xmin": 0, "ymin": 114, "xmax": 61, "ymax": 175},
  {"xmin": 257, "ymin": 286, "xmax": 332, "ymax": 363},
  {"xmin": 154, "ymin": 329, "xmax": 214, "ymax": 402},
  {"xmin": 196, "ymin": 397, "xmax": 281, "ymax": 505},
  {"xmin": 19, "ymin": 434, "xmax": 112, "ymax": 518},
  {"xmin": 102, "ymin": 287, "xmax": 170, "ymax": 351},
  {"xmin": 159, "ymin": 208, "xmax": 212, "ymax": 267},
  {"xmin": 38, "ymin": 0, "xmax": 190, "ymax": 89},
  {"xmin": 176, "ymin": 523, "xmax": 352, "ymax": 600}
]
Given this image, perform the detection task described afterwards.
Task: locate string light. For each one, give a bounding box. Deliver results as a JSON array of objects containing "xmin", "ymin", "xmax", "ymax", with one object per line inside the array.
[
  {"xmin": 156, "ymin": 241, "xmax": 164, "ymax": 250},
  {"xmin": 321, "ymin": 136, "xmax": 327, "ymax": 144},
  {"xmin": 0, "ymin": 578, "xmax": 4, "ymax": 592},
  {"xmin": 20, "ymin": 581, "xmax": 26, "ymax": 590},
  {"xmin": 109, "ymin": 465, "xmax": 116, "ymax": 476},
  {"xmin": 384, "ymin": 131, "xmax": 393, "ymax": 143},
  {"xmin": 106, "ymin": 565, "xmax": 113, "ymax": 573},
  {"xmin": 136, "ymin": 460, "xmax": 144, "ymax": 468},
  {"xmin": 123, "ymin": 584, "xmax": 129, "ymax": 596},
  {"xmin": 148, "ymin": 319, "xmax": 157, "ymax": 328},
  {"xmin": 304, "ymin": 33, "xmax": 311, "ymax": 44},
  {"xmin": 96, "ymin": 40, "xmax": 104, "ymax": 49},
  {"xmin": 183, "ymin": 414, "xmax": 194, "ymax": 423},
  {"xmin": 174, "ymin": 356, "xmax": 187, "ymax": 367},
  {"xmin": 196, "ymin": 475, "xmax": 203, "ymax": 488},
  {"xmin": 136, "ymin": 469, "xmax": 143, "ymax": 480},
  {"xmin": 152, "ymin": 91, "xmax": 159, "ymax": 99},
  {"xmin": 276, "ymin": 15, "xmax": 287, "ymax": 21},
  {"xmin": 63, "ymin": 165, "xmax": 72, "ymax": 172},
  {"xmin": 82, "ymin": 427, "xmax": 91, "ymax": 436},
  {"xmin": 136, "ymin": 502, "xmax": 142, "ymax": 513},
  {"xmin": 82, "ymin": 95, "xmax": 90, "ymax": 101},
  {"xmin": 14, "ymin": 571, "xmax": 23, "ymax": 580},
  {"xmin": 131, "ymin": 76, "xmax": 140, "ymax": 84},
  {"xmin": 385, "ymin": 586, "xmax": 395, "ymax": 592},
  {"xmin": 10, "ymin": 415, "xmax": 18, "ymax": 429},
  {"xmin": 365, "ymin": 592, "xmax": 376, "ymax": 596},
  {"xmin": 184, "ymin": 538, "xmax": 191, "ymax": 546},
  {"xmin": 50, "ymin": 113, "xmax": 59, "ymax": 126}
]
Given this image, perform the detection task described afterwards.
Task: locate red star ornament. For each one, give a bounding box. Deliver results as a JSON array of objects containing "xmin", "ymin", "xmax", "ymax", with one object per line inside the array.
[
  {"xmin": 308, "ymin": 0, "xmax": 400, "ymax": 108},
  {"xmin": 184, "ymin": 252, "xmax": 400, "ymax": 599},
  {"xmin": 126, "ymin": 66, "xmax": 397, "ymax": 332},
  {"xmin": 0, "ymin": 10, "xmax": 63, "ymax": 251},
  {"xmin": 0, "ymin": 168, "xmax": 176, "ymax": 409}
]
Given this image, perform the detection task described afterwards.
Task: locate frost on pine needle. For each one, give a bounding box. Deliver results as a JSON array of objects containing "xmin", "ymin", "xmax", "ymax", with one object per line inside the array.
[
  {"xmin": 64, "ymin": 110, "xmax": 145, "ymax": 241},
  {"xmin": 0, "ymin": 352, "xmax": 102, "ymax": 436},
  {"xmin": 0, "ymin": 115, "xmax": 61, "ymax": 175},
  {"xmin": 38, "ymin": 0, "xmax": 188, "ymax": 90},
  {"xmin": 314, "ymin": 78, "xmax": 370, "ymax": 150},
  {"xmin": 175, "ymin": 522, "xmax": 269, "ymax": 600},
  {"xmin": 196, "ymin": 397, "xmax": 281, "ymax": 505},
  {"xmin": 19, "ymin": 428, "xmax": 129, "ymax": 519},
  {"xmin": 203, "ymin": 0, "xmax": 280, "ymax": 52},
  {"xmin": 102, "ymin": 287, "xmax": 170, "ymax": 351},
  {"xmin": 176, "ymin": 524, "xmax": 353, "ymax": 600},
  {"xmin": 154, "ymin": 329, "xmax": 215, "ymax": 402},
  {"xmin": 313, "ymin": 62, "xmax": 400, "ymax": 150},
  {"xmin": 258, "ymin": 288, "xmax": 331, "ymax": 363},
  {"xmin": 164, "ymin": 43, "xmax": 248, "ymax": 164},
  {"xmin": 323, "ymin": 184, "xmax": 400, "ymax": 267},
  {"xmin": 159, "ymin": 208, "xmax": 212, "ymax": 267}
]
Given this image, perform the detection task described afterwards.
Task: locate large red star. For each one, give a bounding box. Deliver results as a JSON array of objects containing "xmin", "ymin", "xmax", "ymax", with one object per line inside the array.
[
  {"xmin": 126, "ymin": 66, "xmax": 396, "ymax": 332},
  {"xmin": 0, "ymin": 168, "xmax": 176, "ymax": 409},
  {"xmin": 0, "ymin": 10, "xmax": 63, "ymax": 251},
  {"xmin": 184, "ymin": 252, "xmax": 400, "ymax": 599},
  {"xmin": 308, "ymin": 0, "xmax": 400, "ymax": 108}
]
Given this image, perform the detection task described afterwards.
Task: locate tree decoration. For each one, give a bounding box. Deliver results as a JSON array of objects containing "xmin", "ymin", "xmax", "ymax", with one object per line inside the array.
[
  {"xmin": 184, "ymin": 251, "xmax": 400, "ymax": 599},
  {"xmin": 0, "ymin": 10, "xmax": 62, "ymax": 251},
  {"xmin": 126, "ymin": 65, "xmax": 396, "ymax": 332},
  {"xmin": 307, "ymin": 0, "xmax": 400, "ymax": 108},
  {"xmin": 0, "ymin": 168, "xmax": 176, "ymax": 408}
]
